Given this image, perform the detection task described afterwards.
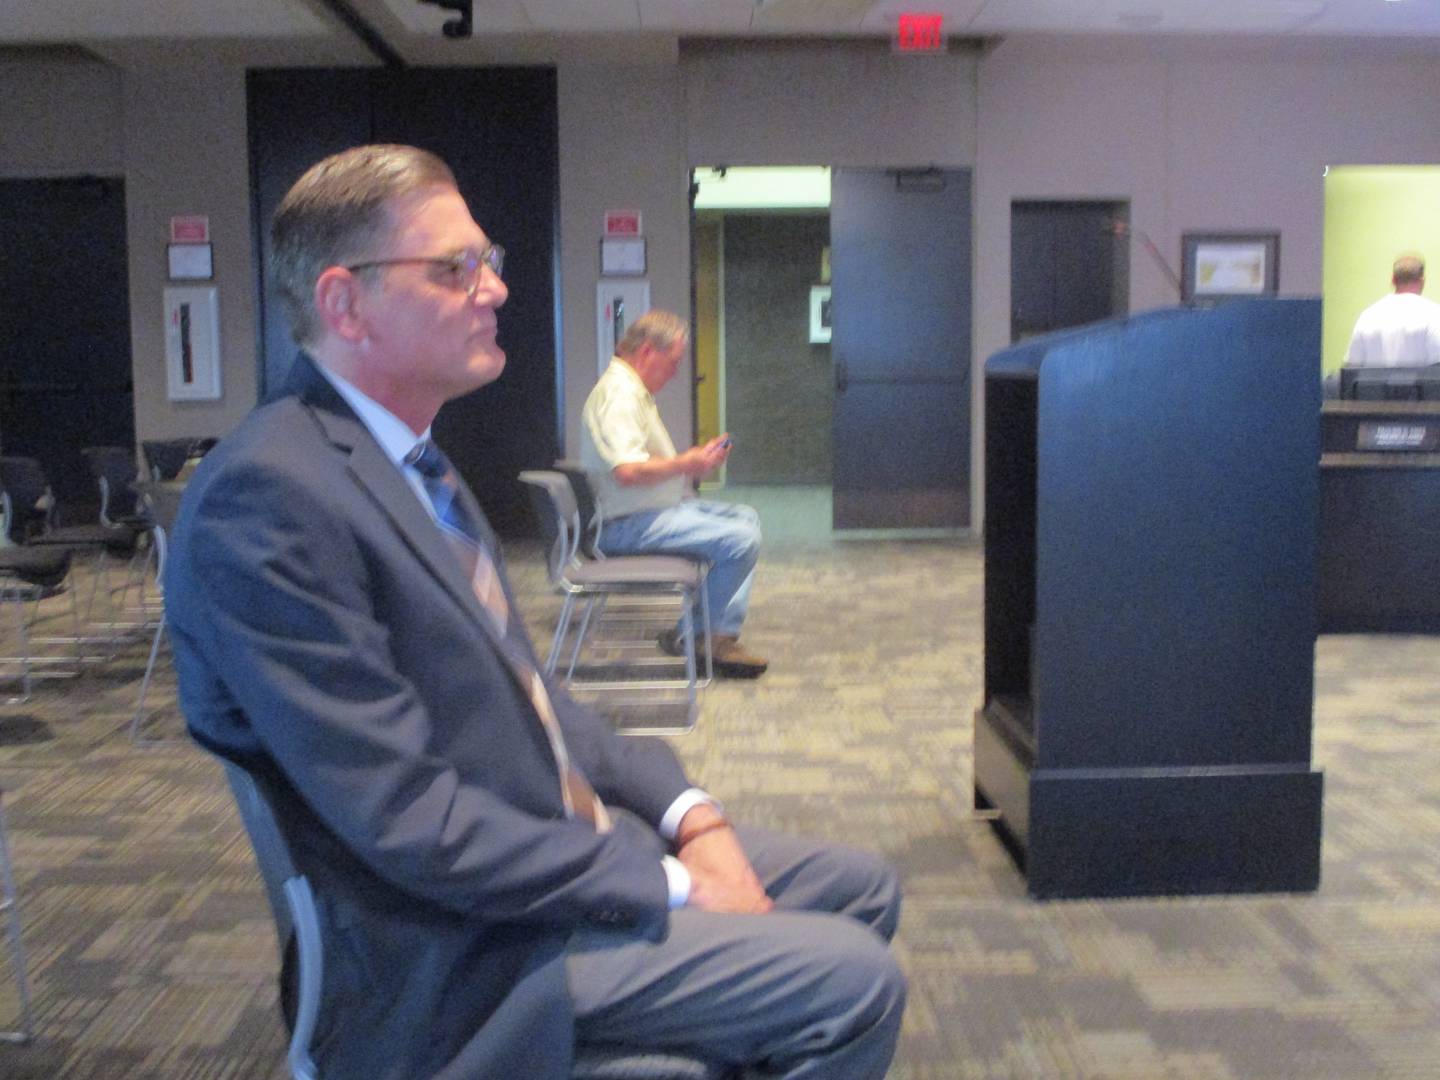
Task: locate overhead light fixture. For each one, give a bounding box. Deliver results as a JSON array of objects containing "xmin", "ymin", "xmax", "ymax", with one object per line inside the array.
[{"xmin": 417, "ymin": 0, "xmax": 473, "ymax": 38}]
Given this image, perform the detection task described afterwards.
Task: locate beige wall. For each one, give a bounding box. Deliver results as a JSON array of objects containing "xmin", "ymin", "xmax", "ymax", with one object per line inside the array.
[
  {"xmin": 0, "ymin": 52, "xmax": 256, "ymax": 453},
  {"xmin": 8, "ymin": 37, "xmax": 1440, "ymax": 526},
  {"xmin": 0, "ymin": 54, "xmax": 124, "ymax": 175},
  {"xmin": 558, "ymin": 41, "xmax": 981, "ymax": 455},
  {"xmin": 975, "ymin": 35, "xmax": 1440, "ymax": 364},
  {"xmin": 557, "ymin": 60, "xmax": 690, "ymax": 458},
  {"xmin": 680, "ymin": 40, "xmax": 978, "ymax": 168},
  {"xmin": 972, "ymin": 33, "xmax": 1440, "ymax": 522},
  {"xmin": 122, "ymin": 62, "xmax": 257, "ymax": 443}
]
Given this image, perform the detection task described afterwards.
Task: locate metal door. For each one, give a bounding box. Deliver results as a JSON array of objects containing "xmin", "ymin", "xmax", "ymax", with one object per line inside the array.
[
  {"xmin": 0, "ymin": 177, "xmax": 133, "ymax": 516},
  {"xmin": 830, "ymin": 168, "xmax": 972, "ymax": 529}
]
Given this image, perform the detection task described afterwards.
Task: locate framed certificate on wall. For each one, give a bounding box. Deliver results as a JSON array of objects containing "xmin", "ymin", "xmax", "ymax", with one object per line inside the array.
[
  {"xmin": 600, "ymin": 236, "xmax": 646, "ymax": 276},
  {"xmin": 167, "ymin": 242, "xmax": 214, "ymax": 281},
  {"xmin": 1181, "ymin": 232, "xmax": 1279, "ymax": 302}
]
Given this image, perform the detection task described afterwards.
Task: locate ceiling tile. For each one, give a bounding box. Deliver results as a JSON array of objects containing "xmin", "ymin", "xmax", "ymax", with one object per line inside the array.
[
  {"xmin": 517, "ymin": 0, "xmax": 642, "ymax": 31},
  {"xmin": 376, "ymin": 0, "xmax": 534, "ymax": 34},
  {"xmin": 638, "ymin": 0, "xmax": 756, "ymax": 32},
  {"xmin": 0, "ymin": 0, "xmax": 329, "ymax": 40}
]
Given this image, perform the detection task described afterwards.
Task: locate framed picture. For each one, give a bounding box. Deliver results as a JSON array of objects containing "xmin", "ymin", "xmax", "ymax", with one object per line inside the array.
[
  {"xmin": 600, "ymin": 236, "xmax": 646, "ymax": 276},
  {"xmin": 809, "ymin": 285, "xmax": 832, "ymax": 344},
  {"xmin": 167, "ymin": 242, "xmax": 213, "ymax": 280},
  {"xmin": 164, "ymin": 286, "xmax": 222, "ymax": 401},
  {"xmin": 1181, "ymin": 231, "xmax": 1280, "ymax": 302}
]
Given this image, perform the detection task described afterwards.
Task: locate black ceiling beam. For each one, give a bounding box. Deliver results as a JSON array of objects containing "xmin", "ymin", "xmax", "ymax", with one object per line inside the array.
[{"xmin": 315, "ymin": 0, "xmax": 408, "ymax": 68}]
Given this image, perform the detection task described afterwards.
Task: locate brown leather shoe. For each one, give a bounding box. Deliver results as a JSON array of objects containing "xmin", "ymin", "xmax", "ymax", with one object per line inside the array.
[
  {"xmin": 656, "ymin": 630, "xmax": 769, "ymax": 678},
  {"xmin": 710, "ymin": 635, "xmax": 768, "ymax": 679}
]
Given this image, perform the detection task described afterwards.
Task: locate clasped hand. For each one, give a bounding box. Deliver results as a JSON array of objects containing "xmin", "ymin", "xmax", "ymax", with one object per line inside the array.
[{"xmin": 679, "ymin": 822, "xmax": 772, "ymax": 914}]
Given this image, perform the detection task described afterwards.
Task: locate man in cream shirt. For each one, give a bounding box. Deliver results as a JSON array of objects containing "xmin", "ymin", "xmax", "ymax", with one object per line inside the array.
[{"xmin": 581, "ymin": 310, "xmax": 768, "ymax": 677}]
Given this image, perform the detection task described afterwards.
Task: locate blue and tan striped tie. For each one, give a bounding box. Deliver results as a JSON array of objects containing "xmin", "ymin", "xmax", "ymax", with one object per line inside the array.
[{"xmin": 406, "ymin": 439, "xmax": 608, "ymax": 831}]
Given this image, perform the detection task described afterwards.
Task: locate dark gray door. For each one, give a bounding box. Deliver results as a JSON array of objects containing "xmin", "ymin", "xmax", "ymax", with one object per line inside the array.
[
  {"xmin": 0, "ymin": 177, "xmax": 133, "ymax": 517},
  {"xmin": 830, "ymin": 168, "xmax": 972, "ymax": 529},
  {"xmin": 1010, "ymin": 199, "xmax": 1129, "ymax": 342},
  {"xmin": 247, "ymin": 67, "xmax": 560, "ymax": 538}
]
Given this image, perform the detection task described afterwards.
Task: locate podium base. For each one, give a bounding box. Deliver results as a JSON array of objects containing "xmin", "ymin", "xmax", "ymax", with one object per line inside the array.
[{"xmin": 975, "ymin": 701, "xmax": 1324, "ymax": 900}]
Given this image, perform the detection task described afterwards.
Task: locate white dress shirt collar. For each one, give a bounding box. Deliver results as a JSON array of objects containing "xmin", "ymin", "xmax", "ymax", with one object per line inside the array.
[{"xmin": 315, "ymin": 362, "xmax": 430, "ymax": 465}]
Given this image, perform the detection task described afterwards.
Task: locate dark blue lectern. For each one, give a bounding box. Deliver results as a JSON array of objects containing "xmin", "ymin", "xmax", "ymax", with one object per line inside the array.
[{"xmin": 977, "ymin": 300, "xmax": 1324, "ymax": 899}]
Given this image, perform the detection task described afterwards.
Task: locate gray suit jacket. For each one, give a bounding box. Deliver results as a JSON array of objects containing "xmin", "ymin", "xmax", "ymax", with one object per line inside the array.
[{"xmin": 166, "ymin": 355, "xmax": 691, "ymax": 1079}]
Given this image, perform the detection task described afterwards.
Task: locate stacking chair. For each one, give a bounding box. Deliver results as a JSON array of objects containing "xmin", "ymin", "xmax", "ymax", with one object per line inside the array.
[
  {"xmin": 141, "ymin": 439, "xmax": 195, "ymax": 482},
  {"xmin": 220, "ymin": 761, "xmax": 732, "ymax": 1080},
  {"xmin": 519, "ymin": 470, "xmax": 712, "ymax": 732},
  {"xmin": 82, "ymin": 446, "xmax": 158, "ymax": 621},
  {"xmin": 141, "ymin": 437, "xmax": 216, "ymax": 483},
  {"xmin": 0, "ymin": 788, "xmax": 35, "ymax": 1044},
  {"xmin": 0, "ymin": 546, "xmax": 75, "ymax": 704},
  {"xmin": 80, "ymin": 447, "xmax": 149, "ymax": 530},
  {"xmin": 1, "ymin": 455, "xmax": 140, "ymax": 662},
  {"xmin": 0, "ymin": 455, "xmax": 139, "ymax": 554},
  {"xmin": 553, "ymin": 460, "xmax": 603, "ymax": 558},
  {"xmin": 129, "ymin": 482, "xmax": 187, "ymax": 743}
]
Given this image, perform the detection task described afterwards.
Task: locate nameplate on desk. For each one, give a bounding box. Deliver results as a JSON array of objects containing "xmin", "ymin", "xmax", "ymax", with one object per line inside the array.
[{"xmin": 1356, "ymin": 422, "xmax": 1440, "ymax": 452}]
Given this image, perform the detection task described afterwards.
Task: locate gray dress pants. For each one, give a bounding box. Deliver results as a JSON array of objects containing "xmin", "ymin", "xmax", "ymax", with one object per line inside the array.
[{"xmin": 566, "ymin": 824, "xmax": 906, "ymax": 1079}]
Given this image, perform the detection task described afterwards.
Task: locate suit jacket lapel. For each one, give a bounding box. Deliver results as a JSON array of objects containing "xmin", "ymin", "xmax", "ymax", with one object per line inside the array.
[{"xmin": 287, "ymin": 354, "xmax": 517, "ymax": 658}]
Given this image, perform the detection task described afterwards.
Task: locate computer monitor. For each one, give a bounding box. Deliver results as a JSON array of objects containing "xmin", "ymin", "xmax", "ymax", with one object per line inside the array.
[{"xmin": 1339, "ymin": 364, "xmax": 1440, "ymax": 401}]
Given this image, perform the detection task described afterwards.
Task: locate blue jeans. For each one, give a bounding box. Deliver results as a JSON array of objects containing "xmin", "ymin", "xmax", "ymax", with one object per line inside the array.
[{"xmin": 596, "ymin": 499, "xmax": 761, "ymax": 637}]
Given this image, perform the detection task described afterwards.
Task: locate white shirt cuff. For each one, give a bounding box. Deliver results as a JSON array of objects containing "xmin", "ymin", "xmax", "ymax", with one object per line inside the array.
[
  {"xmin": 661, "ymin": 855, "xmax": 691, "ymax": 909},
  {"xmin": 659, "ymin": 788, "xmax": 722, "ymax": 841}
]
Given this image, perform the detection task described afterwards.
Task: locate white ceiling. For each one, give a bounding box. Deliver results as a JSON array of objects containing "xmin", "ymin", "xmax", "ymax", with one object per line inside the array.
[{"xmin": 3, "ymin": 0, "xmax": 1440, "ymax": 65}]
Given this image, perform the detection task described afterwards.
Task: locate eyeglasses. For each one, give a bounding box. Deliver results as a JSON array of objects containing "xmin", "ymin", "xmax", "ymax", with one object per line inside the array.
[{"xmin": 344, "ymin": 243, "xmax": 505, "ymax": 299}]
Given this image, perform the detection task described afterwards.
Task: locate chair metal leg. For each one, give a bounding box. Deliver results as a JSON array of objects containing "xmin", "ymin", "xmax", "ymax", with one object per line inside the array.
[
  {"xmin": 697, "ymin": 579, "xmax": 714, "ymax": 687},
  {"xmin": 1, "ymin": 589, "xmax": 33, "ymax": 706},
  {"xmin": 283, "ymin": 877, "xmax": 321, "ymax": 1080},
  {"xmin": 129, "ymin": 613, "xmax": 170, "ymax": 745},
  {"xmin": 2, "ymin": 581, "xmax": 85, "ymax": 703},
  {"xmin": 546, "ymin": 593, "xmax": 578, "ymax": 676},
  {"xmin": 0, "ymin": 796, "xmax": 35, "ymax": 1044},
  {"xmin": 566, "ymin": 596, "xmax": 607, "ymax": 680}
]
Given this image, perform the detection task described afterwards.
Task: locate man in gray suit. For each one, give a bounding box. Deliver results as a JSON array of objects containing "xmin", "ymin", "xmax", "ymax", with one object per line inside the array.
[{"xmin": 166, "ymin": 144, "xmax": 904, "ymax": 1080}]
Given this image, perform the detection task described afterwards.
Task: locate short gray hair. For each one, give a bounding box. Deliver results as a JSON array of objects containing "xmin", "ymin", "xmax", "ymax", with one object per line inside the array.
[
  {"xmin": 270, "ymin": 144, "xmax": 457, "ymax": 345},
  {"xmin": 1393, "ymin": 253, "xmax": 1425, "ymax": 287},
  {"xmin": 616, "ymin": 310, "xmax": 690, "ymax": 358}
]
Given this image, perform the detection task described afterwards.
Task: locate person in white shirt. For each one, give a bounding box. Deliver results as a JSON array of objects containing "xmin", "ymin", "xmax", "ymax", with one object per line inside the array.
[
  {"xmin": 580, "ymin": 310, "xmax": 768, "ymax": 678},
  {"xmin": 1345, "ymin": 254, "xmax": 1440, "ymax": 368}
]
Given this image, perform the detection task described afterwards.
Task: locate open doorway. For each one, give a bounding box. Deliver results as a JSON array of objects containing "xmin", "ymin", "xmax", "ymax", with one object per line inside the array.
[
  {"xmin": 692, "ymin": 165, "xmax": 974, "ymax": 538},
  {"xmin": 692, "ymin": 167, "xmax": 833, "ymax": 541}
]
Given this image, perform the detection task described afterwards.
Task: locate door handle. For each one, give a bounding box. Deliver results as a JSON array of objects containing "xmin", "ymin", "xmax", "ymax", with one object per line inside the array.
[{"xmin": 835, "ymin": 360, "xmax": 849, "ymax": 394}]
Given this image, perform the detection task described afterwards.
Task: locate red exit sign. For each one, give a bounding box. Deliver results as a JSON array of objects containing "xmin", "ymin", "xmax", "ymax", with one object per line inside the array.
[{"xmin": 895, "ymin": 12, "xmax": 944, "ymax": 52}]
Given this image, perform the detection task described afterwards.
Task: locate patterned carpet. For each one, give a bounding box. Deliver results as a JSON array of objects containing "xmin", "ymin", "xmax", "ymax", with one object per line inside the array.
[{"xmin": 1, "ymin": 538, "xmax": 1438, "ymax": 1079}]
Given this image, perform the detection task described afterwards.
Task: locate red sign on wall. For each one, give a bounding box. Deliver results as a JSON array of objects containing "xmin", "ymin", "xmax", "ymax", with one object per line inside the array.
[
  {"xmin": 895, "ymin": 13, "xmax": 944, "ymax": 53},
  {"xmin": 170, "ymin": 215, "xmax": 210, "ymax": 243},
  {"xmin": 604, "ymin": 210, "xmax": 642, "ymax": 236}
]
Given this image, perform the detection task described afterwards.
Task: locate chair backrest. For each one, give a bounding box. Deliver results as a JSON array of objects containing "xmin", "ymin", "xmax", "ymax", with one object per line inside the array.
[
  {"xmin": 552, "ymin": 461, "xmax": 602, "ymax": 558},
  {"xmin": 518, "ymin": 470, "xmax": 583, "ymax": 584},
  {"xmin": 141, "ymin": 439, "xmax": 195, "ymax": 481},
  {"xmin": 135, "ymin": 482, "xmax": 185, "ymax": 534},
  {"xmin": 81, "ymin": 447, "xmax": 143, "ymax": 525},
  {"xmin": 134, "ymin": 482, "xmax": 185, "ymax": 581},
  {"xmin": 221, "ymin": 761, "xmax": 297, "ymax": 953},
  {"xmin": 220, "ymin": 761, "xmax": 319, "ymax": 1080},
  {"xmin": 0, "ymin": 457, "xmax": 52, "ymax": 543}
]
